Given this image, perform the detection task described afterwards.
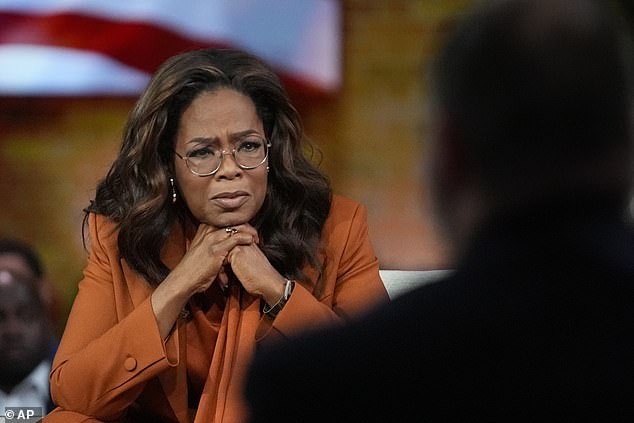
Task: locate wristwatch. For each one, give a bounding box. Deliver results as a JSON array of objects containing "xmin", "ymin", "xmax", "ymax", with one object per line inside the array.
[{"xmin": 263, "ymin": 279, "xmax": 295, "ymax": 319}]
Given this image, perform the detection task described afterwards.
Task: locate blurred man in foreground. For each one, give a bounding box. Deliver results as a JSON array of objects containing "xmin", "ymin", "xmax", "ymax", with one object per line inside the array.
[{"xmin": 244, "ymin": 0, "xmax": 634, "ymax": 420}]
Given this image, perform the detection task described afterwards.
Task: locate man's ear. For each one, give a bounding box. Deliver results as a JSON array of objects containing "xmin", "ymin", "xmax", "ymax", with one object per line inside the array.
[
  {"xmin": 434, "ymin": 116, "xmax": 470, "ymax": 194},
  {"xmin": 421, "ymin": 114, "xmax": 470, "ymax": 260},
  {"xmin": 426, "ymin": 115, "xmax": 484, "ymax": 259}
]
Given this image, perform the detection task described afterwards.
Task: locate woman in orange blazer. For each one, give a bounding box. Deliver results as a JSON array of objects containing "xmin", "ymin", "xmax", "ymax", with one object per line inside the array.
[{"xmin": 44, "ymin": 48, "xmax": 388, "ymax": 423}]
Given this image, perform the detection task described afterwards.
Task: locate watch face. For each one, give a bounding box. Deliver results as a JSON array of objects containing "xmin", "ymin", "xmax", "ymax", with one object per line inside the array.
[
  {"xmin": 283, "ymin": 279, "xmax": 295, "ymax": 299},
  {"xmin": 263, "ymin": 280, "xmax": 294, "ymax": 318}
]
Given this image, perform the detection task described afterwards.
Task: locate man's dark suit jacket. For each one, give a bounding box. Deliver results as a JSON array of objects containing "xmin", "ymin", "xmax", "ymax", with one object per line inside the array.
[{"xmin": 244, "ymin": 198, "xmax": 634, "ymax": 421}]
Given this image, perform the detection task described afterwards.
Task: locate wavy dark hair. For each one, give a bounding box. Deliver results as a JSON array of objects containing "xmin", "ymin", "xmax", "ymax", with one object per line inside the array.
[{"xmin": 84, "ymin": 48, "xmax": 332, "ymax": 286}]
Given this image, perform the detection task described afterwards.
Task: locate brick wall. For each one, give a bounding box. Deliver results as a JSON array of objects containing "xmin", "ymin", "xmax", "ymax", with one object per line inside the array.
[{"xmin": 302, "ymin": 0, "xmax": 473, "ymax": 270}]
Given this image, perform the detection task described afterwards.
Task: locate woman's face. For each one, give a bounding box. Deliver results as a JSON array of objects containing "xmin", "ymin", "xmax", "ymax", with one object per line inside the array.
[{"xmin": 174, "ymin": 88, "xmax": 268, "ymax": 228}]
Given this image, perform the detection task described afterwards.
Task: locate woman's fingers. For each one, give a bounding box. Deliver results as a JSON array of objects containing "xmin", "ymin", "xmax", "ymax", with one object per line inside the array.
[
  {"xmin": 178, "ymin": 223, "xmax": 258, "ymax": 294},
  {"xmin": 172, "ymin": 225, "xmax": 251, "ymax": 292},
  {"xmin": 221, "ymin": 224, "xmax": 260, "ymax": 244}
]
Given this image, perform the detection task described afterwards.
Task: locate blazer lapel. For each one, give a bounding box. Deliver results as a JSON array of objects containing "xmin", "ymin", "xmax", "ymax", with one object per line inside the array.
[
  {"xmin": 157, "ymin": 320, "xmax": 190, "ymax": 423},
  {"xmin": 158, "ymin": 222, "xmax": 191, "ymax": 422},
  {"xmin": 122, "ymin": 222, "xmax": 191, "ymax": 423}
]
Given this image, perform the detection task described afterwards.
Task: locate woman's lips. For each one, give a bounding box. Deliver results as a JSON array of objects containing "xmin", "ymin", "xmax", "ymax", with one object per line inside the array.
[{"xmin": 211, "ymin": 191, "xmax": 249, "ymax": 209}]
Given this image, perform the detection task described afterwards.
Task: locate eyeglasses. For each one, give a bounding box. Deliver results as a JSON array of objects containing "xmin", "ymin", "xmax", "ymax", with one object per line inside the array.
[{"xmin": 174, "ymin": 135, "xmax": 271, "ymax": 176}]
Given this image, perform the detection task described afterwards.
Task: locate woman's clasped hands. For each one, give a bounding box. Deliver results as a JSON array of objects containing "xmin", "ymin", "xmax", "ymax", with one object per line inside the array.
[{"xmin": 151, "ymin": 223, "xmax": 287, "ymax": 338}]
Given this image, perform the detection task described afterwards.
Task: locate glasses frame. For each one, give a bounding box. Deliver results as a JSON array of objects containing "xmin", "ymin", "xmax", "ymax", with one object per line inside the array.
[{"xmin": 174, "ymin": 138, "xmax": 272, "ymax": 177}]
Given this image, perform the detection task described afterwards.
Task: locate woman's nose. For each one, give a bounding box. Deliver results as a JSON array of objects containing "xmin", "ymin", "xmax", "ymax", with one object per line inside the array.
[{"xmin": 215, "ymin": 151, "xmax": 242, "ymax": 177}]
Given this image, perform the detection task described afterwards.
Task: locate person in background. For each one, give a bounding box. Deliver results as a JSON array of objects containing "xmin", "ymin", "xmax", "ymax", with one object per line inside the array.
[
  {"xmin": 0, "ymin": 270, "xmax": 55, "ymax": 418},
  {"xmin": 45, "ymin": 48, "xmax": 388, "ymax": 423},
  {"xmin": 244, "ymin": 0, "xmax": 634, "ymax": 420},
  {"xmin": 0, "ymin": 239, "xmax": 59, "ymax": 360},
  {"xmin": 0, "ymin": 239, "xmax": 59, "ymax": 335}
]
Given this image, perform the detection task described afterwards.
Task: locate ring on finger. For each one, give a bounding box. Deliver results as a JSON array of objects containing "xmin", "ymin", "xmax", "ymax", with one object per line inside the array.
[{"xmin": 225, "ymin": 227, "xmax": 238, "ymax": 236}]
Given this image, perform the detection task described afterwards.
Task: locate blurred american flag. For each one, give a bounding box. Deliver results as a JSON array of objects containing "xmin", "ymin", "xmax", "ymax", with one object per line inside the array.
[{"xmin": 0, "ymin": 0, "xmax": 341, "ymax": 96}]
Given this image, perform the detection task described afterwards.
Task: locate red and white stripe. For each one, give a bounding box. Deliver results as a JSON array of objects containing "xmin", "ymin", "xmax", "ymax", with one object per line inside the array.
[{"xmin": 0, "ymin": 0, "xmax": 341, "ymax": 96}]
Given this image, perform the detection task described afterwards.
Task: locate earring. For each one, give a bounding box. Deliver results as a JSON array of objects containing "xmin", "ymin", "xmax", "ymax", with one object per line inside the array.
[
  {"xmin": 170, "ymin": 178, "xmax": 177, "ymax": 204},
  {"xmin": 266, "ymin": 165, "xmax": 269, "ymax": 172}
]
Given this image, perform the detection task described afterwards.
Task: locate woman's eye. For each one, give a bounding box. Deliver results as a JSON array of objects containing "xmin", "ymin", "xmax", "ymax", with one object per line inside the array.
[
  {"xmin": 238, "ymin": 140, "xmax": 262, "ymax": 152},
  {"xmin": 188, "ymin": 147, "xmax": 215, "ymax": 158}
]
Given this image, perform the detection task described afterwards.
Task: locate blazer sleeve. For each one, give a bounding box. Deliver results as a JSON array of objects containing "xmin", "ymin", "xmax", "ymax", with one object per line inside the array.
[
  {"xmin": 256, "ymin": 197, "xmax": 389, "ymax": 341},
  {"xmin": 49, "ymin": 214, "xmax": 178, "ymax": 420}
]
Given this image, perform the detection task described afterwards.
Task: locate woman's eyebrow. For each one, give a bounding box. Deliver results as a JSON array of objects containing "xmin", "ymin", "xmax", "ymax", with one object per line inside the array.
[
  {"xmin": 185, "ymin": 130, "xmax": 261, "ymax": 146},
  {"xmin": 186, "ymin": 137, "xmax": 216, "ymax": 146},
  {"xmin": 229, "ymin": 129, "xmax": 261, "ymax": 140}
]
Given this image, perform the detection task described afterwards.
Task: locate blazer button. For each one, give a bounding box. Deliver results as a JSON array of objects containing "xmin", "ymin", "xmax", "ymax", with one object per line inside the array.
[{"xmin": 124, "ymin": 357, "xmax": 137, "ymax": 371}]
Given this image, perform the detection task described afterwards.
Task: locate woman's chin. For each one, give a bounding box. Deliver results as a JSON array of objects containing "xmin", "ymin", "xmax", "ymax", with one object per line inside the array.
[{"xmin": 203, "ymin": 212, "xmax": 254, "ymax": 229}]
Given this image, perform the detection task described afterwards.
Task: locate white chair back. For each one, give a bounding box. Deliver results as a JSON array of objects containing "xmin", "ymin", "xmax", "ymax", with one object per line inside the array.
[{"xmin": 379, "ymin": 269, "xmax": 452, "ymax": 299}]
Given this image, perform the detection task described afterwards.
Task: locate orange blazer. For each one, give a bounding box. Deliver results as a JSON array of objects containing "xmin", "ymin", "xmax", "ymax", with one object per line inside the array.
[{"xmin": 45, "ymin": 195, "xmax": 388, "ymax": 423}]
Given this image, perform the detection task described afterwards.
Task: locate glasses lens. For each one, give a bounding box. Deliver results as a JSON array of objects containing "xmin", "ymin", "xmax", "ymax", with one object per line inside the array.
[
  {"xmin": 186, "ymin": 146, "xmax": 220, "ymax": 175},
  {"xmin": 235, "ymin": 137, "xmax": 268, "ymax": 168}
]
